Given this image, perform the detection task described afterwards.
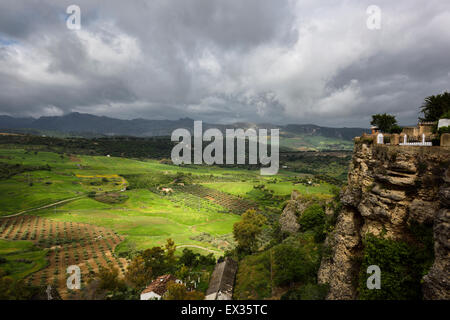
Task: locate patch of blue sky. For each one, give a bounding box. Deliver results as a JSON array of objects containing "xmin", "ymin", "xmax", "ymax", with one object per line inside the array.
[{"xmin": 0, "ymin": 34, "xmax": 17, "ymax": 46}]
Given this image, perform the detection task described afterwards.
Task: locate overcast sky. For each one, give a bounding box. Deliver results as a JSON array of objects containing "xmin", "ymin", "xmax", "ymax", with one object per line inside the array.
[{"xmin": 0, "ymin": 0, "xmax": 449, "ymax": 127}]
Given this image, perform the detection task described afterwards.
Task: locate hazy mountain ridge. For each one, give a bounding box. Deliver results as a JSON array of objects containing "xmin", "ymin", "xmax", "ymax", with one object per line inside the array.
[{"xmin": 0, "ymin": 113, "xmax": 368, "ymax": 141}]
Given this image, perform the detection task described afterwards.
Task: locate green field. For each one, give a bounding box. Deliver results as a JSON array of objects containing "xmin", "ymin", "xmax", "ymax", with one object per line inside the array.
[
  {"xmin": 0, "ymin": 239, "xmax": 48, "ymax": 280},
  {"xmin": 0, "ymin": 148, "xmax": 260, "ymax": 256},
  {"xmin": 0, "ymin": 148, "xmax": 338, "ymax": 254},
  {"xmin": 202, "ymin": 181, "xmax": 335, "ymax": 199},
  {"xmin": 33, "ymin": 189, "xmax": 241, "ymax": 255},
  {"xmin": 0, "ymin": 142, "xmax": 345, "ymax": 296}
]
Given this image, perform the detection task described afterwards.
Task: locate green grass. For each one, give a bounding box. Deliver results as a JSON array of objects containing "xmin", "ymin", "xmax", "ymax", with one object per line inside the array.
[
  {"xmin": 203, "ymin": 181, "xmax": 335, "ymax": 199},
  {"xmin": 266, "ymin": 182, "xmax": 334, "ymax": 197},
  {"xmin": 0, "ymin": 146, "xmax": 338, "ymax": 259},
  {"xmin": 201, "ymin": 182, "xmax": 255, "ymax": 196},
  {"xmin": 33, "ymin": 189, "xmax": 240, "ymax": 255},
  {"xmin": 0, "ymin": 239, "xmax": 48, "ymax": 280}
]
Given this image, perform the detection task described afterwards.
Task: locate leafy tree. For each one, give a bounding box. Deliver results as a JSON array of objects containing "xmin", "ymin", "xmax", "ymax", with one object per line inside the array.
[
  {"xmin": 178, "ymin": 249, "xmax": 216, "ymax": 268},
  {"xmin": 419, "ymin": 92, "xmax": 450, "ymax": 122},
  {"xmin": 141, "ymin": 238, "xmax": 177, "ymax": 276},
  {"xmin": 0, "ymin": 270, "xmax": 35, "ymax": 300},
  {"xmin": 179, "ymin": 249, "xmax": 198, "ymax": 267},
  {"xmin": 198, "ymin": 253, "xmax": 215, "ymax": 266},
  {"xmin": 298, "ymin": 204, "xmax": 325, "ymax": 234},
  {"xmin": 185, "ymin": 290, "xmax": 206, "ymax": 300},
  {"xmin": 370, "ymin": 114, "xmax": 398, "ymax": 133},
  {"xmin": 389, "ymin": 124, "xmax": 403, "ymax": 134},
  {"xmin": 164, "ymin": 281, "xmax": 187, "ymax": 300},
  {"xmin": 125, "ymin": 255, "xmax": 151, "ymax": 289},
  {"xmin": 175, "ymin": 265, "xmax": 190, "ymax": 281},
  {"xmin": 233, "ymin": 210, "xmax": 267, "ymax": 253},
  {"xmin": 441, "ymin": 110, "xmax": 450, "ymax": 119},
  {"xmin": 273, "ymin": 244, "xmax": 316, "ymax": 287},
  {"xmin": 164, "ymin": 238, "xmax": 177, "ymax": 267},
  {"xmin": 358, "ymin": 234, "xmax": 434, "ymax": 300},
  {"xmin": 140, "ymin": 247, "xmax": 166, "ymax": 275},
  {"xmin": 164, "ymin": 281, "xmax": 205, "ymax": 300},
  {"xmin": 88, "ymin": 267, "xmax": 139, "ymax": 300},
  {"xmin": 125, "ymin": 239, "xmax": 177, "ymax": 289},
  {"xmin": 96, "ymin": 266, "xmax": 126, "ymax": 292}
]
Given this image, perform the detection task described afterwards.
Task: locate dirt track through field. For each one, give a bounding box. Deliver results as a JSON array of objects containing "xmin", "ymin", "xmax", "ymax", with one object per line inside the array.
[
  {"xmin": 177, "ymin": 245, "xmax": 221, "ymax": 254},
  {"xmin": 0, "ymin": 196, "xmax": 86, "ymax": 218}
]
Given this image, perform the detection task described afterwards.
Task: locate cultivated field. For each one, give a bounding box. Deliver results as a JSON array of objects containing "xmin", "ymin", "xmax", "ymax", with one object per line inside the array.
[
  {"xmin": 172, "ymin": 184, "xmax": 258, "ymax": 214},
  {"xmin": 0, "ymin": 144, "xmax": 344, "ymax": 299},
  {"xmin": 0, "ymin": 215, "xmax": 127, "ymax": 299}
]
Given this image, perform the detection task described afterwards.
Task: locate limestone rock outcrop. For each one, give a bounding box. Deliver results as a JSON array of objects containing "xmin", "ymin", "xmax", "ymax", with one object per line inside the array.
[
  {"xmin": 279, "ymin": 192, "xmax": 312, "ymax": 234},
  {"xmin": 318, "ymin": 143, "xmax": 450, "ymax": 299}
]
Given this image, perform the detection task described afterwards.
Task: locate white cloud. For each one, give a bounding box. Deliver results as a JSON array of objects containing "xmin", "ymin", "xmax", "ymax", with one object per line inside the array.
[{"xmin": 0, "ymin": 0, "xmax": 449, "ymax": 126}]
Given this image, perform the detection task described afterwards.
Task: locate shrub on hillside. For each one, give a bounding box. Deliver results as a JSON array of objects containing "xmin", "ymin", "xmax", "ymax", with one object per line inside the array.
[
  {"xmin": 358, "ymin": 233, "xmax": 434, "ymax": 300},
  {"xmin": 281, "ymin": 283, "xmax": 329, "ymax": 300},
  {"xmin": 178, "ymin": 248, "xmax": 215, "ymax": 268},
  {"xmin": 298, "ymin": 204, "xmax": 326, "ymax": 242},
  {"xmin": 298, "ymin": 204, "xmax": 325, "ymax": 231},
  {"xmin": 233, "ymin": 210, "xmax": 267, "ymax": 254},
  {"xmin": 234, "ymin": 250, "xmax": 272, "ymax": 300},
  {"xmin": 273, "ymin": 244, "xmax": 317, "ymax": 287}
]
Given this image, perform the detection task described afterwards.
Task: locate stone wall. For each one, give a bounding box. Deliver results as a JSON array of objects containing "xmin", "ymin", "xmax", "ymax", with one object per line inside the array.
[{"xmin": 441, "ymin": 133, "xmax": 450, "ymax": 147}]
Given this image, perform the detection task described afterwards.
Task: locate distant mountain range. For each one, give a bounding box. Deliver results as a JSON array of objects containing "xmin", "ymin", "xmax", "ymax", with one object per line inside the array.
[{"xmin": 0, "ymin": 112, "xmax": 368, "ymax": 141}]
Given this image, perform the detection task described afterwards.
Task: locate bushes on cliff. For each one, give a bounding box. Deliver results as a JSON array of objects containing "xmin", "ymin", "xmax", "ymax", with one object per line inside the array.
[
  {"xmin": 233, "ymin": 210, "xmax": 267, "ymax": 254},
  {"xmin": 298, "ymin": 204, "xmax": 326, "ymax": 242},
  {"xmin": 273, "ymin": 241, "xmax": 319, "ymax": 287},
  {"xmin": 281, "ymin": 283, "xmax": 329, "ymax": 300},
  {"xmin": 298, "ymin": 204, "xmax": 325, "ymax": 230},
  {"xmin": 234, "ymin": 232, "xmax": 323, "ymax": 299},
  {"xmin": 358, "ymin": 234, "xmax": 433, "ymax": 300},
  {"xmin": 233, "ymin": 250, "xmax": 272, "ymax": 300}
]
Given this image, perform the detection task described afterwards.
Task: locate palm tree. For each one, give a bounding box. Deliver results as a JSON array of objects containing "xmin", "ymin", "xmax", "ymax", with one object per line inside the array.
[{"xmin": 419, "ymin": 92, "xmax": 450, "ymax": 122}]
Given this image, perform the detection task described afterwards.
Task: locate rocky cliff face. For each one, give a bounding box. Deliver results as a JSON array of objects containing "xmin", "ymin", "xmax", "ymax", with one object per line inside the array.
[
  {"xmin": 318, "ymin": 142, "xmax": 450, "ymax": 299},
  {"xmin": 279, "ymin": 191, "xmax": 303, "ymax": 233}
]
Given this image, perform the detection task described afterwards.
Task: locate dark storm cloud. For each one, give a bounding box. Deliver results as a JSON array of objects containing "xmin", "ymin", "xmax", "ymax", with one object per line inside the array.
[{"xmin": 0, "ymin": 0, "xmax": 449, "ymax": 126}]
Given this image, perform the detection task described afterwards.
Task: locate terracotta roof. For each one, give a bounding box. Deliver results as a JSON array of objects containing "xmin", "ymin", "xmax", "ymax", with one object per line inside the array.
[{"xmin": 141, "ymin": 274, "xmax": 177, "ymax": 296}]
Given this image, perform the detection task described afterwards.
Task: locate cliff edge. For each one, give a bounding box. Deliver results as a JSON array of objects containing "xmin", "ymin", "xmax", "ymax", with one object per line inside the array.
[{"xmin": 318, "ymin": 142, "xmax": 450, "ymax": 299}]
